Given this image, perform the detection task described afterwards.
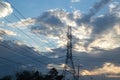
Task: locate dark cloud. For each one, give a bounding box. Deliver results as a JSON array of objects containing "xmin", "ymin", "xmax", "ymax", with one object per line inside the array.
[
  {"xmin": 0, "ymin": 40, "xmax": 51, "ymax": 77},
  {"xmin": 42, "ymin": 47, "xmax": 120, "ymax": 80},
  {"xmin": 36, "ymin": 11, "xmax": 64, "ymax": 27},
  {"xmin": 43, "ymin": 46, "xmax": 120, "ymax": 67},
  {"xmin": 89, "ymin": 0, "xmax": 111, "ymax": 17},
  {"xmin": 0, "ymin": 30, "xmax": 6, "ymax": 36},
  {"xmin": 76, "ymin": 0, "xmax": 111, "ymax": 25},
  {"xmin": 92, "ymin": 11, "xmax": 120, "ymax": 34}
]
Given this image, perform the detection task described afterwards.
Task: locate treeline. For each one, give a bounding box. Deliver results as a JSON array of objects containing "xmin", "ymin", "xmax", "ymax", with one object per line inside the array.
[{"xmin": 0, "ymin": 68, "xmax": 63, "ymax": 80}]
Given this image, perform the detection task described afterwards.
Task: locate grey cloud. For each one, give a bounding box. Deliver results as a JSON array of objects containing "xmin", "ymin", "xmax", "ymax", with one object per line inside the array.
[
  {"xmin": 36, "ymin": 12, "xmax": 64, "ymax": 27},
  {"xmin": 26, "ymin": 1, "xmax": 120, "ymax": 53},
  {"xmin": 89, "ymin": 0, "xmax": 111, "ymax": 17},
  {"xmin": 41, "ymin": 46, "xmax": 120, "ymax": 80},
  {"xmin": 80, "ymin": 1, "xmax": 120, "ymax": 48},
  {"xmin": 0, "ymin": 28, "xmax": 16, "ymax": 36},
  {"xmin": 92, "ymin": 14, "xmax": 120, "ymax": 34},
  {"xmin": 0, "ymin": 30, "xmax": 6, "ymax": 36},
  {"xmin": 0, "ymin": 40, "xmax": 52, "ymax": 77},
  {"xmin": 31, "ymin": 9, "xmax": 67, "ymax": 39},
  {"xmin": 76, "ymin": 0, "xmax": 111, "ymax": 25}
]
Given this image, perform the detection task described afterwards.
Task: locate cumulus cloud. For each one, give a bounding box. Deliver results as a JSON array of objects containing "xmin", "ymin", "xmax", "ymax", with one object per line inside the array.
[
  {"xmin": 88, "ymin": 24, "xmax": 120, "ymax": 51},
  {"xmin": 7, "ymin": 0, "xmax": 120, "ymax": 53},
  {"xmin": 81, "ymin": 63, "xmax": 120, "ymax": 77},
  {"xmin": 31, "ymin": 1, "xmax": 119, "ymax": 52},
  {"xmin": 0, "ymin": 0, "xmax": 13, "ymax": 18},
  {"xmin": 1, "ymin": 0, "xmax": 119, "ymax": 79}
]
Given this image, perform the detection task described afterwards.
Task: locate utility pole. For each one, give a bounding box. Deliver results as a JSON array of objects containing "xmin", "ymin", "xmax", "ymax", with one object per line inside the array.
[{"xmin": 62, "ymin": 26, "xmax": 76, "ymax": 80}]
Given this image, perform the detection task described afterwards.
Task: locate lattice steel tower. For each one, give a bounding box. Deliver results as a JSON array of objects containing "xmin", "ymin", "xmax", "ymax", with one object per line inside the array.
[{"xmin": 63, "ymin": 26, "xmax": 76, "ymax": 80}]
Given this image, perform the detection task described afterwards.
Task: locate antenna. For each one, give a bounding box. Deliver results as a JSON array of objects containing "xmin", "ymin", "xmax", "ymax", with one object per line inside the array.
[{"xmin": 62, "ymin": 26, "xmax": 77, "ymax": 80}]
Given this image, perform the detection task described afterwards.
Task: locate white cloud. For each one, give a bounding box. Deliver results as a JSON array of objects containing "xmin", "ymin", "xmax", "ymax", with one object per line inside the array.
[
  {"xmin": 0, "ymin": 28, "xmax": 16, "ymax": 36},
  {"xmin": 0, "ymin": 0, "xmax": 13, "ymax": 18},
  {"xmin": 47, "ymin": 64, "xmax": 65, "ymax": 70},
  {"xmin": 109, "ymin": 2, "xmax": 120, "ymax": 17},
  {"xmin": 71, "ymin": 0, "xmax": 80, "ymax": 3},
  {"xmin": 8, "ymin": 18, "xmax": 35, "ymax": 28},
  {"xmin": 81, "ymin": 63, "xmax": 120, "ymax": 77},
  {"xmin": 88, "ymin": 24, "xmax": 120, "ymax": 51},
  {"xmin": 30, "ymin": 6, "xmax": 120, "ymax": 52}
]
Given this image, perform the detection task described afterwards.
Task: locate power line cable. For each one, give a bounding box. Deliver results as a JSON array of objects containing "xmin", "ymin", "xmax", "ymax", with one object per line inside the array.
[
  {"xmin": 1, "ymin": 0, "xmax": 67, "ymax": 65},
  {"xmin": 0, "ymin": 2, "xmax": 44, "ymax": 48},
  {"xmin": 0, "ymin": 41, "xmax": 47, "ymax": 66},
  {"xmin": 3, "ymin": 0, "xmax": 58, "ymax": 53},
  {"xmin": 5, "ymin": 0, "xmax": 65, "ymax": 49}
]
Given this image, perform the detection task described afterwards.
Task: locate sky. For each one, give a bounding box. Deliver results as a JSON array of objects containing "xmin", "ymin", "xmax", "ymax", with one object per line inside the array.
[{"xmin": 0, "ymin": 0, "xmax": 120, "ymax": 80}]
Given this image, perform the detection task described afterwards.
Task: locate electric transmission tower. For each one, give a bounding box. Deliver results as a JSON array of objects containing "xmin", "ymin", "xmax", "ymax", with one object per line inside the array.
[{"xmin": 62, "ymin": 26, "xmax": 77, "ymax": 80}]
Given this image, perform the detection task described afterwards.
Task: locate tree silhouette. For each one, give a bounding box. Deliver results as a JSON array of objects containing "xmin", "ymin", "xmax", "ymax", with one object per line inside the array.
[
  {"xmin": 0, "ymin": 75, "xmax": 12, "ymax": 80},
  {"xmin": 45, "ymin": 68, "xmax": 63, "ymax": 80},
  {"xmin": 1, "ymin": 68, "xmax": 63, "ymax": 80},
  {"xmin": 16, "ymin": 70, "xmax": 32, "ymax": 80}
]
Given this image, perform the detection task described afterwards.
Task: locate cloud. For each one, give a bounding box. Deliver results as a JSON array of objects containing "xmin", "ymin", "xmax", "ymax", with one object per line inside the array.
[
  {"xmin": 76, "ymin": 0, "xmax": 111, "ymax": 25},
  {"xmin": 78, "ymin": 1, "xmax": 120, "ymax": 51},
  {"xmin": 0, "ymin": 28, "xmax": 16, "ymax": 41},
  {"xmin": 42, "ymin": 47, "xmax": 120, "ymax": 80},
  {"xmin": 0, "ymin": 0, "xmax": 119, "ymax": 79},
  {"xmin": 31, "ymin": 9, "xmax": 67, "ymax": 39},
  {"xmin": 0, "ymin": 0, "xmax": 13, "ymax": 18},
  {"xmin": 7, "ymin": 1, "xmax": 120, "ymax": 53},
  {"xmin": 71, "ymin": 0, "xmax": 80, "ymax": 3},
  {"xmin": 0, "ymin": 28, "xmax": 16, "ymax": 36},
  {"xmin": 109, "ymin": 1, "xmax": 120, "ymax": 17},
  {"xmin": 0, "ymin": 40, "xmax": 52, "ymax": 77},
  {"xmin": 81, "ymin": 63, "xmax": 120, "ymax": 77},
  {"xmin": 88, "ymin": 24, "xmax": 120, "ymax": 51},
  {"xmin": 89, "ymin": 0, "xmax": 111, "ymax": 17},
  {"xmin": 8, "ymin": 18, "xmax": 35, "ymax": 28}
]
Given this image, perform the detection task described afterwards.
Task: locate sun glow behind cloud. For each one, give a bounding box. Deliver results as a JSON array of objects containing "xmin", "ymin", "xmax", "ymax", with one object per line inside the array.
[
  {"xmin": 0, "ymin": 0, "xmax": 120, "ymax": 79},
  {"xmin": 81, "ymin": 63, "xmax": 120, "ymax": 77},
  {"xmin": 0, "ymin": 0, "xmax": 119, "ymax": 56},
  {"xmin": 6, "ymin": 0, "xmax": 120, "ymax": 53}
]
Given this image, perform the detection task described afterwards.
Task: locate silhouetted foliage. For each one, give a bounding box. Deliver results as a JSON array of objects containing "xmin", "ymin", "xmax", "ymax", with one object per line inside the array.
[
  {"xmin": 0, "ymin": 75, "xmax": 12, "ymax": 80},
  {"xmin": 0, "ymin": 68, "xmax": 64, "ymax": 80},
  {"xmin": 16, "ymin": 70, "xmax": 32, "ymax": 80}
]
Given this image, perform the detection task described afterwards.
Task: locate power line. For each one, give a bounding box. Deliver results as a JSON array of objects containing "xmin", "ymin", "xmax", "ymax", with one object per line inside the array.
[
  {"xmin": 6, "ymin": 0, "xmax": 57, "ymax": 47},
  {"xmin": 0, "ymin": 2, "xmax": 47, "ymax": 50},
  {"xmin": 1, "ymin": 17, "xmax": 56, "ymax": 66},
  {"xmin": 0, "ymin": 56, "xmax": 39, "ymax": 72},
  {"xmin": 1, "ymin": 0, "xmax": 70, "ymax": 68},
  {"xmin": 0, "ymin": 2, "xmax": 56, "ymax": 64},
  {"xmin": 0, "ymin": 41, "xmax": 47, "ymax": 66},
  {"xmin": 0, "ymin": 56, "xmax": 23, "ymax": 66},
  {"xmin": 4, "ymin": 0, "xmax": 58, "ymax": 52}
]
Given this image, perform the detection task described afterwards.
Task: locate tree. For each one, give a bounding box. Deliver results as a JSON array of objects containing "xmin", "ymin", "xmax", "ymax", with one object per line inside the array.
[
  {"xmin": 45, "ymin": 68, "xmax": 63, "ymax": 80},
  {"xmin": 1, "ymin": 68, "xmax": 63, "ymax": 80},
  {"xmin": 0, "ymin": 75, "xmax": 12, "ymax": 80},
  {"xmin": 32, "ymin": 71, "xmax": 44, "ymax": 80},
  {"xmin": 16, "ymin": 70, "xmax": 32, "ymax": 80}
]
